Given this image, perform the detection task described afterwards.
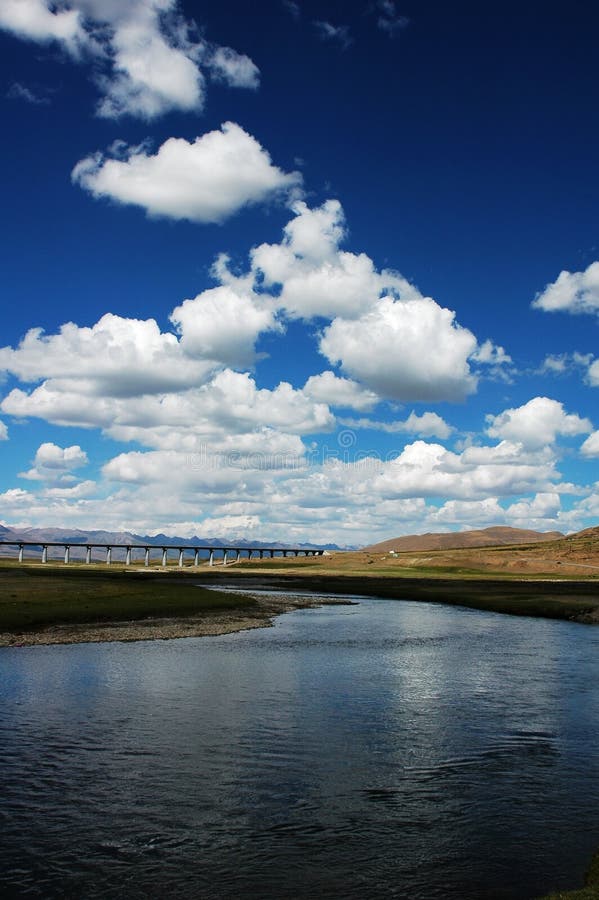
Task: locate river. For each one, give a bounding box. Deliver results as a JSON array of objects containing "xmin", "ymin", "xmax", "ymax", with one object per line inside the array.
[{"xmin": 1, "ymin": 595, "xmax": 598, "ymax": 899}]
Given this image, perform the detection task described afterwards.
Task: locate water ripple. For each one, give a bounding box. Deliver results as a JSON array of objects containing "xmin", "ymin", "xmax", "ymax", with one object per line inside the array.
[{"xmin": 1, "ymin": 596, "xmax": 598, "ymax": 900}]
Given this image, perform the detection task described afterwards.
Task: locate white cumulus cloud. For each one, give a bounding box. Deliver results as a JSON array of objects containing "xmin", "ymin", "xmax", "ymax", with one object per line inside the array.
[
  {"xmin": 339, "ymin": 411, "xmax": 453, "ymax": 439},
  {"xmin": 250, "ymin": 200, "xmax": 492, "ymax": 402},
  {"xmin": 505, "ymin": 492, "xmax": 561, "ymax": 524},
  {"xmin": 486, "ymin": 397, "xmax": 592, "ymax": 450},
  {"xmin": 205, "ymin": 46, "xmax": 260, "ymax": 89},
  {"xmin": 320, "ymin": 296, "xmax": 478, "ymax": 402},
  {"xmin": 580, "ymin": 431, "xmax": 599, "ymax": 457},
  {"xmin": 303, "ymin": 372, "xmax": 378, "ymax": 411},
  {"xmin": 539, "ymin": 351, "xmax": 593, "ymax": 376},
  {"xmin": 0, "ymin": 0, "xmax": 259, "ymax": 119},
  {"xmin": 0, "ymin": 0, "xmax": 85, "ymax": 51},
  {"xmin": 370, "ymin": 439, "xmax": 560, "ymax": 501},
  {"xmin": 586, "ymin": 358, "xmax": 599, "ymax": 387},
  {"xmin": 1, "ymin": 366, "xmax": 334, "ymax": 451},
  {"xmin": 532, "ymin": 261, "xmax": 599, "ymax": 315},
  {"xmin": 0, "ymin": 313, "xmax": 217, "ymax": 398},
  {"xmin": 41, "ymin": 480, "xmax": 97, "ymax": 499},
  {"xmin": 73, "ymin": 123, "xmax": 302, "ymax": 224},
  {"xmin": 0, "ymin": 428, "xmax": 581, "ymax": 543},
  {"xmin": 429, "ymin": 498, "xmax": 506, "ymax": 527},
  {"xmin": 0, "ymin": 196, "xmax": 534, "ymax": 541},
  {"xmin": 471, "ymin": 338, "xmax": 512, "ymax": 367},
  {"xmin": 171, "ymin": 285, "xmax": 280, "ymax": 368},
  {"xmin": 251, "ymin": 199, "xmax": 418, "ymax": 319},
  {"xmin": 20, "ymin": 442, "xmax": 88, "ymax": 483}
]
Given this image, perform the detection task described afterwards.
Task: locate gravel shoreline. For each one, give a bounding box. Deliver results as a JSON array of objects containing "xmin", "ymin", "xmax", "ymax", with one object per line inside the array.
[{"xmin": 0, "ymin": 592, "xmax": 354, "ymax": 648}]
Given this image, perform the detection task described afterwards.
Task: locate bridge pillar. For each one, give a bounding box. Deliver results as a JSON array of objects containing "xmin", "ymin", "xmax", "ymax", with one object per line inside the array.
[
  {"xmin": 178, "ymin": 549, "xmax": 184, "ymax": 568},
  {"xmin": 144, "ymin": 548, "xmax": 150, "ymax": 567},
  {"xmin": 18, "ymin": 544, "xmax": 23, "ymax": 563},
  {"xmin": 42, "ymin": 545, "xmax": 48, "ymax": 564},
  {"xmin": 64, "ymin": 545, "xmax": 70, "ymax": 565},
  {"xmin": 270, "ymin": 549, "xmax": 274, "ymax": 558},
  {"xmin": 294, "ymin": 550, "xmax": 299, "ymax": 557},
  {"xmin": 125, "ymin": 547, "xmax": 131, "ymax": 566},
  {"xmin": 162, "ymin": 548, "xmax": 168, "ymax": 567},
  {"xmin": 209, "ymin": 549, "xmax": 214, "ymax": 566},
  {"xmin": 248, "ymin": 549, "xmax": 253, "ymax": 560},
  {"xmin": 236, "ymin": 549, "xmax": 241, "ymax": 563},
  {"xmin": 106, "ymin": 547, "xmax": 112, "ymax": 565},
  {"xmin": 85, "ymin": 546, "xmax": 92, "ymax": 564},
  {"xmin": 259, "ymin": 549, "xmax": 264, "ymax": 559},
  {"xmin": 194, "ymin": 549, "xmax": 200, "ymax": 567}
]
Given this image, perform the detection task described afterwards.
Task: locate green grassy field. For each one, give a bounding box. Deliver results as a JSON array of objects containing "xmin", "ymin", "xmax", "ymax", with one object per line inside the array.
[{"xmin": 0, "ymin": 564, "xmax": 255, "ymax": 631}]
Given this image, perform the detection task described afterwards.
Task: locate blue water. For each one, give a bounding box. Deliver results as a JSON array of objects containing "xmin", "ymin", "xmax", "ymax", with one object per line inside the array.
[{"xmin": 1, "ymin": 596, "xmax": 598, "ymax": 899}]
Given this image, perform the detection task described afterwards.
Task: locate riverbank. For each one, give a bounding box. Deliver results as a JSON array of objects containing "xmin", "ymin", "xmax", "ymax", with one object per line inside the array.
[
  {"xmin": 1, "ymin": 556, "xmax": 598, "ymax": 648},
  {"xmin": 197, "ymin": 567, "xmax": 599, "ymax": 625},
  {"xmin": 0, "ymin": 593, "xmax": 351, "ymax": 648},
  {"xmin": 0, "ymin": 566, "xmax": 353, "ymax": 647},
  {"xmin": 538, "ymin": 846, "xmax": 599, "ymax": 898}
]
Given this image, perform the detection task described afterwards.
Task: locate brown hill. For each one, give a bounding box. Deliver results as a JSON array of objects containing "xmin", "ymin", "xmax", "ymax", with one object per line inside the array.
[
  {"xmin": 363, "ymin": 526, "xmax": 564, "ymax": 553},
  {"xmin": 569, "ymin": 526, "xmax": 599, "ymax": 541}
]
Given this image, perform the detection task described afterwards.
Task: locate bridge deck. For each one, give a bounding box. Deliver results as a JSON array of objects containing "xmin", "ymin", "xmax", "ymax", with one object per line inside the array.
[{"xmin": 0, "ymin": 541, "xmax": 323, "ymax": 567}]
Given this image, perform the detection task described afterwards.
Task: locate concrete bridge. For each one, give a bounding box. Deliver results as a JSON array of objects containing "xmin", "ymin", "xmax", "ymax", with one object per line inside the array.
[{"xmin": 0, "ymin": 541, "xmax": 324, "ymax": 568}]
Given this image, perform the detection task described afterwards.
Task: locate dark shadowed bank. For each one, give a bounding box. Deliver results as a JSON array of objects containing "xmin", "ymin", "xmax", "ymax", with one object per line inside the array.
[
  {"xmin": 537, "ymin": 847, "xmax": 599, "ymax": 898},
  {"xmin": 197, "ymin": 569, "xmax": 599, "ymax": 625}
]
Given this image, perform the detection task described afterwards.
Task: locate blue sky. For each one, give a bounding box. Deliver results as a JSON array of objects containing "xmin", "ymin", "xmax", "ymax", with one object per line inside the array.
[{"xmin": 1, "ymin": 0, "xmax": 599, "ymax": 544}]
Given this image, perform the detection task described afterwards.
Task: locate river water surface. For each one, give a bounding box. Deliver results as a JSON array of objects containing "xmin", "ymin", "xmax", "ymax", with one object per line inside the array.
[{"xmin": 1, "ymin": 595, "xmax": 599, "ymax": 899}]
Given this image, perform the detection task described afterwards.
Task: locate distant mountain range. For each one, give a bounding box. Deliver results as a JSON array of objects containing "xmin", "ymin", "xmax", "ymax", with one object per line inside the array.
[
  {"xmin": 2, "ymin": 523, "xmax": 589, "ymax": 558},
  {"xmin": 362, "ymin": 526, "xmax": 566, "ymax": 554},
  {"xmin": 0, "ymin": 524, "xmax": 350, "ymax": 553}
]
